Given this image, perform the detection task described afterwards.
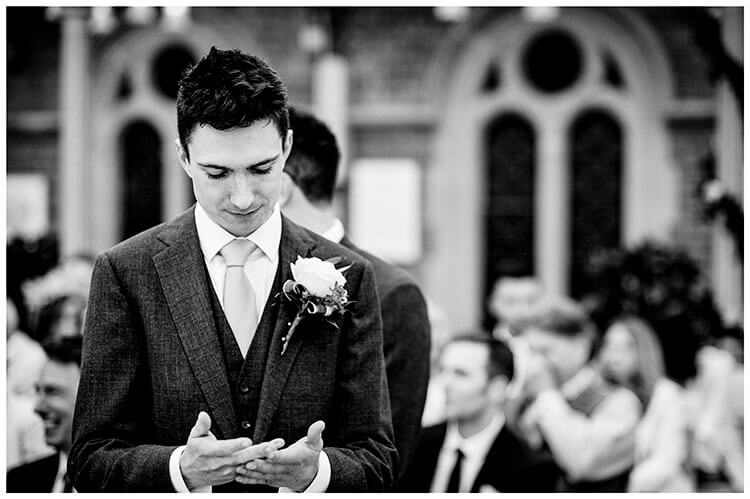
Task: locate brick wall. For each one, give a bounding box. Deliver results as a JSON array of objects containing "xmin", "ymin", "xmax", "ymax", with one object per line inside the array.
[{"xmin": 669, "ymin": 120, "xmax": 715, "ymax": 272}]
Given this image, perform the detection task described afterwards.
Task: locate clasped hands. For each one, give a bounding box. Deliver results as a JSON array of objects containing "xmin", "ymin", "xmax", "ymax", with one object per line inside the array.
[{"xmin": 179, "ymin": 411, "xmax": 325, "ymax": 491}]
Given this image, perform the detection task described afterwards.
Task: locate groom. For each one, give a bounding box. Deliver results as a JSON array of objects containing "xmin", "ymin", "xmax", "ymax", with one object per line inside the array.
[{"xmin": 69, "ymin": 47, "xmax": 396, "ymax": 492}]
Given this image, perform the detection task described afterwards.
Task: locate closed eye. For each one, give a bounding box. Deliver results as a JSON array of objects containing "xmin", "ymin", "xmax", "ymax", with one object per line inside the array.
[{"xmin": 206, "ymin": 170, "xmax": 228, "ymax": 179}]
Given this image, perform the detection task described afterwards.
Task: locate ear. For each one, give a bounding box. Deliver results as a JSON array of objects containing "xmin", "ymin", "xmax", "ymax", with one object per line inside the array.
[
  {"xmin": 279, "ymin": 172, "xmax": 295, "ymax": 207},
  {"xmin": 282, "ymin": 128, "xmax": 293, "ymax": 162},
  {"xmin": 175, "ymin": 138, "xmax": 192, "ymax": 178},
  {"xmin": 488, "ymin": 375, "xmax": 509, "ymax": 404}
]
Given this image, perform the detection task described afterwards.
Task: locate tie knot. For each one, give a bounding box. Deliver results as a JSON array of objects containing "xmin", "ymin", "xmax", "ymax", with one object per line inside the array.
[{"xmin": 220, "ymin": 239, "xmax": 256, "ymax": 266}]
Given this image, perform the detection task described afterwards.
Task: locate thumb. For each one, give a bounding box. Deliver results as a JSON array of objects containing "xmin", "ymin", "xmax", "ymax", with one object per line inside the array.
[
  {"xmin": 189, "ymin": 411, "xmax": 212, "ymax": 439},
  {"xmin": 305, "ymin": 420, "xmax": 325, "ymax": 451}
]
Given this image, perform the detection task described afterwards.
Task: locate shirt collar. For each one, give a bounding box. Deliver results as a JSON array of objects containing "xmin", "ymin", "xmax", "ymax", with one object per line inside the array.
[
  {"xmin": 444, "ymin": 413, "xmax": 505, "ymax": 459},
  {"xmin": 194, "ymin": 202, "xmax": 282, "ymax": 264},
  {"xmin": 321, "ymin": 218, "xmax": 346, "ymax": 244}
]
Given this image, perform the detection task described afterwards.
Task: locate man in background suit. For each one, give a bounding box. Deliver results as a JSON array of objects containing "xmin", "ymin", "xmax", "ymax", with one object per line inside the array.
[
  {"xmin": 7, "ymin": 336, "xmax": 82, "ymax": 493},
  {"xmin": 69, "ymin": 47, "xmax": 395, "ymax": 492},
  {"xmin": 279, "ymin": 107, "xmax": 431, "ymax": 478},
  {"xmin": 396, "ymin": 334, "xmax": 558, "ymax": 492}
]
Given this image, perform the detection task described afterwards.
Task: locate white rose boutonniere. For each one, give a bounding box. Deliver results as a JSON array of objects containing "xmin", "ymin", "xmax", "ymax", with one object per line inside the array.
[{"xmin": 277, "ymin": 256, "xmax": 353, "ymax": 355}]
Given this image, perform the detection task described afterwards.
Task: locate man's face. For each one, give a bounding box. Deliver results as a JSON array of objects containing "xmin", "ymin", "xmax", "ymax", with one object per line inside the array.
[
  {"xmin": 178, "ymin": 122, "xmax": 292, "ymax": 237},
  {"xmin": 439, "ymin": 342, "xmax": 495, "ymax": 424},
  {"xmin": 523, "ymin": 327, "xmax": 590, "ymax": 385},
  {"xmin": 34, "ymin": 360, "xmax": 80, "ymax": 452}
]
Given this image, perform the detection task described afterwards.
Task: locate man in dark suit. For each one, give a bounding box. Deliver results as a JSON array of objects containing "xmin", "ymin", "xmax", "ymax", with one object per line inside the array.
[
  {"xmin": 278, "ymin": 107, "xmax": 431, "ymax": 479},
  {"xmin": 69, "ymin": 47, "xmax": 395, "ymax": 492},
  {"xmin": 8, "ymin": 336, "xmax": 83, "ymax": 493},
  {"xmin": 396, "ymin": 334, "xmax": 559, "ymax": 492}
]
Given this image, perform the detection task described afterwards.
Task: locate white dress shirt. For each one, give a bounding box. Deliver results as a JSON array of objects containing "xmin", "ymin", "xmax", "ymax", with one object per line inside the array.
[
  {"xmin": 169, "ymin": 202, "xmax": 330, "ymax": 493},
  {"xmin": 51, "ymin": 452, "xmax": 72, "ymax": 493},
  {"xmin": 430, "ymin": 414, "xmax": 505, "ymax": 493},
  {"xmin": 320, "ymin": 218, "xmax": 346, "ymax": 244}
]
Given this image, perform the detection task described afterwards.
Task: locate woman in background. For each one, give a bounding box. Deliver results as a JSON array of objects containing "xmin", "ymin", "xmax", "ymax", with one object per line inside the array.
[{"xmin": 596, "ymin": 316, "xmax": 694, "ymax": 492}]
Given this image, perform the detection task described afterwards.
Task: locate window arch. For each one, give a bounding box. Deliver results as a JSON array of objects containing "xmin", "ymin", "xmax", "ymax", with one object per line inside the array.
[
  {"xmin": 569, "ymin": 109, "xmax": 623, "ymax": 298},
  {"xmin": 483, "ymin": 113, "xmax": 536, "ymax": 325},
  {"xmin": 120, "ymin": 120, "xmax": 162, "ymax": 239}
]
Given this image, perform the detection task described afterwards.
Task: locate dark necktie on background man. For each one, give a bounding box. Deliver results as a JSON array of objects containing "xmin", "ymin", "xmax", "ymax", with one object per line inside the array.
[
  {"xmin": 220, "ymin": 238, "xmax": 258, "ymax": 356},
  {"xmin": 445, "ymin": 448, "xmax": 464, "ymax": 492}
]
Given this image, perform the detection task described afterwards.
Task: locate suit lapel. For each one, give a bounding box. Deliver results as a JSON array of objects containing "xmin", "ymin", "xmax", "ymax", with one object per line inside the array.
[
  {"xmin": 252, "ymin": 217, "xmax": 316, "ymax": 442},
  {"xmin": 153, "ymin": 208, "xmax": 237, "ymax": 439}
]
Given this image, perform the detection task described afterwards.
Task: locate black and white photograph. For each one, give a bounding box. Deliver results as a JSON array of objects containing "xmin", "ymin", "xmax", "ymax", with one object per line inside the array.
[{"xmin": 5, "ymin": 5, "xmax": 744, "ymax": 493}]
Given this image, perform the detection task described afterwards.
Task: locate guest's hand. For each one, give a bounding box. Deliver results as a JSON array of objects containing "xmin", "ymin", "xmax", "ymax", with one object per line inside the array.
[
  {"xmin": 523, "ymin": 352, "xmax": 557, "ymax": 399},
  {"xmin": 179, "ymin": 411, "xmax": 284, "ymax": 489},
  {"xmin": 235, "ymin": 420, "xmax": 325, "ymax": 491}
]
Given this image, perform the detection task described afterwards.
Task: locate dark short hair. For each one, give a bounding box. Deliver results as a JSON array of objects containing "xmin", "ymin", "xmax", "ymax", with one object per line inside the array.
[
  {"xmin": 446, "ymin": 332, "xmax": 515, "ymax": 382},
  {"xmin": 177, "ymin": 46, "xmax": 289, "ymax": 158},
  {"xmin": 285, "ymin": 107, "xmax": 340, "ymax": 204},
  {"xmin": 42, "ymin": 335, "xmax": 83, "ymax": 368},
  {"xmin": 516, "ymin": 295, "xmax": 596, "ymax": 339}
]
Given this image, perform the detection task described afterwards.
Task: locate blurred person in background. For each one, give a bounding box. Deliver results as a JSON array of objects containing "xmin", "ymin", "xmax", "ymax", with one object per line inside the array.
[
  {"xmin": 421, "ymin": 298, "xmax": 452, "ymax": 427},
  {"xmin": 396, "ymin": 333, "xmax": 558, "ymax": 492},
  {"xmin": 34, "ymin": 294, "xmax": 87, "ymax": 342},
  {"xmin": 685, "ymin": 332, "xmax": 743, "ymax": 492},
  {"xmin": 486, "ymin": 276, "xmax": 544, "ymax": 426},
  {"xmin": 7, "ymin": 335, "xmax": 82, "ymax": 492},
  {"xmin": 7, "ymin": 297, "xmax": 47, "ymax": 397},
  {"xmin": 515, "ymin": 295, "xmax": 641, "ymax": 492},
  {"xmin": 7, "ymin": 296, "xmax": 54, "ymax": 470},
  {"xmin": 596, "ymin": 316, "xmax": 694, "ymax": 491},
  {"xmin": 280, "ymin": 106, "xmax": 431, "ymax": 478}
]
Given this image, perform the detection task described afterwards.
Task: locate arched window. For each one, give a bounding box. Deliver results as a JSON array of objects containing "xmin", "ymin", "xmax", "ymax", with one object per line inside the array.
[
  {"xmin": 121, "ymin": 120, "xmax": 162, "ymax": 239},
  {"xmin": 569, "ymin": 109, "xmax": 623, "ymax": 297},
  {"xmin": 483, "ymin": 113, "xmax": 536, "ymax": 325}
]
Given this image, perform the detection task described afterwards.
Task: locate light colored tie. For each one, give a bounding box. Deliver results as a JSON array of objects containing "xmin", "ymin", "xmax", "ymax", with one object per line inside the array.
[{"xmin": 220, "ymin": 238, "xmax": 258, "ymax": 356}]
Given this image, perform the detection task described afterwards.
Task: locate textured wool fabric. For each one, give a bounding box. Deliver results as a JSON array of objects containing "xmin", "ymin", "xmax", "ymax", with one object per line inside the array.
[{"xmin": 69, "ymin": 207, "xmax": 396, "ymax": 492}]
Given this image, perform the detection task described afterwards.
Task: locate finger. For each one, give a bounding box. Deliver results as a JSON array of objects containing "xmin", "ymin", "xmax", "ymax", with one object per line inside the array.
[
  {"xmin": 202, "ymin": 436, "xmax": 254, "ymax": 457},
  {"xmin": 305, "ymin": 420, "xmax": 325, "ymax": 451},
  {"xmin": 189, "ymin": 411, "xmax": 212, "ymax": 439},
  {"xmin": 231, "ymin": 438, "xmax": 285, "ymax": 464},
  {"xmin": 235, "ymin": 475, "xmax": 270, "ymax": 486},
  {"xmin": 241, "ymin": 458, "xmax": 290, "ymax": 475}
]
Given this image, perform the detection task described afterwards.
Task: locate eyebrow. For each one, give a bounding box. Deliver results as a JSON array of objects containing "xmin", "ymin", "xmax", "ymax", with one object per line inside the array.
[{"xmin": 197, "ymin": 154, "xmax": 280, "ymax": 170}]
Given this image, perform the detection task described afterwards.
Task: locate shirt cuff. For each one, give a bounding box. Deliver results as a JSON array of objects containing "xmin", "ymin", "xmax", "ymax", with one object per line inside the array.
[
  {"xmin": 169, "ymin": 445, "xmax": 212, "ymax": 493},
  {"xmin": 278, "ymin": 450, "xmax": 330, "ymax": 493}
]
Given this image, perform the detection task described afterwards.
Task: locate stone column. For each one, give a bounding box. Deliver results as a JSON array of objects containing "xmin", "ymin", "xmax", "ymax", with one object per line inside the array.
[
  {"xmin": 537, "ymin": 116, "xmax": 569, "ymax": 296},
  {"xmin": 311, "ymin": 53, "xmax": 349, "ymax": 185},
  {"xmin": 58, "ymin": 7, "xmax": 90, "ymax": 256},
  {"xmin": 712, "ymin": 7, "xmax": 743, "ymax": 324}
]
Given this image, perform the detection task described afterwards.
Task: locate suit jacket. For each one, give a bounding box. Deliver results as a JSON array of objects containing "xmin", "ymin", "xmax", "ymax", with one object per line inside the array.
[
  {"xmin": 69, "ymin": 207, "xmax": 396, "ymax": 492},
  {"xmin": 7, "ymin": 452, "xmax": 59, "ymax": 492},
  {"xmin": 340, "ymin": 236, "xmax": 430, "ymax": 477},
  {"xmin": 396, "ymin": 422, "xmax": 559, "ymax": 492}
]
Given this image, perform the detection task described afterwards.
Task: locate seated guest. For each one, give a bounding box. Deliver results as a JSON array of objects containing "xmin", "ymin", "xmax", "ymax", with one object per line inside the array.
[
  {"xmin": 7, "ymin": 297, "xmax": 54, "ymax": 470},
  {"xmin": 7, "ymin": 336, "xmax": 82, "ymax": 492},
  {"xmin": 396, "ymin": 333, "xmax": 558, "ymax": 492},
  {"xmin": 516, "ymin": 296, "xmax": 642, "ymax": 492},
  {"xmin": 596, "ymin": 316, "xmax": 693, "ymax": 492}
]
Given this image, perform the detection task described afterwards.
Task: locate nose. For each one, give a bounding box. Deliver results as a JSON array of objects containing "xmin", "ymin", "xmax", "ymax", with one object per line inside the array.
[
  {"xmin": 34, "ymin": 396, "xmax": 48, "ymax": 418},
  {"xmin": 229, "ymin": 174, "xmax": 255, "ymax": 211}
]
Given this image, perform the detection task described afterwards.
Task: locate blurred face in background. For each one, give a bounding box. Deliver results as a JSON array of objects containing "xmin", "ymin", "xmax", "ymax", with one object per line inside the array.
[
  {"xmin": 7, "ymin": 299, "xmax": 18, "ymax": 338},
  {"xmin": 523, "ymin": 327, "xmax": 591, "ymax": 385},
  {"xmin": 53, "ymin": 297, "xmax": 86, "ymax": 338},
  {"xmin": 440, "ymin": 341, "xmax": 500, "ymax": 425},
  {"xmin": 598, "ymin": 323, "xmax": 639, "ymax": 384},
  {"xmin": 35, "ymin": 360, "xmax": 80, "ymax": 453}
]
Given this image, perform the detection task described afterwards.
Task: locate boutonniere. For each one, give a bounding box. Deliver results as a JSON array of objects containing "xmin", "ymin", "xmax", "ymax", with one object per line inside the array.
[{"xmin": 277, "ymin": 256, "xmax": 354, "ymax": 355}]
